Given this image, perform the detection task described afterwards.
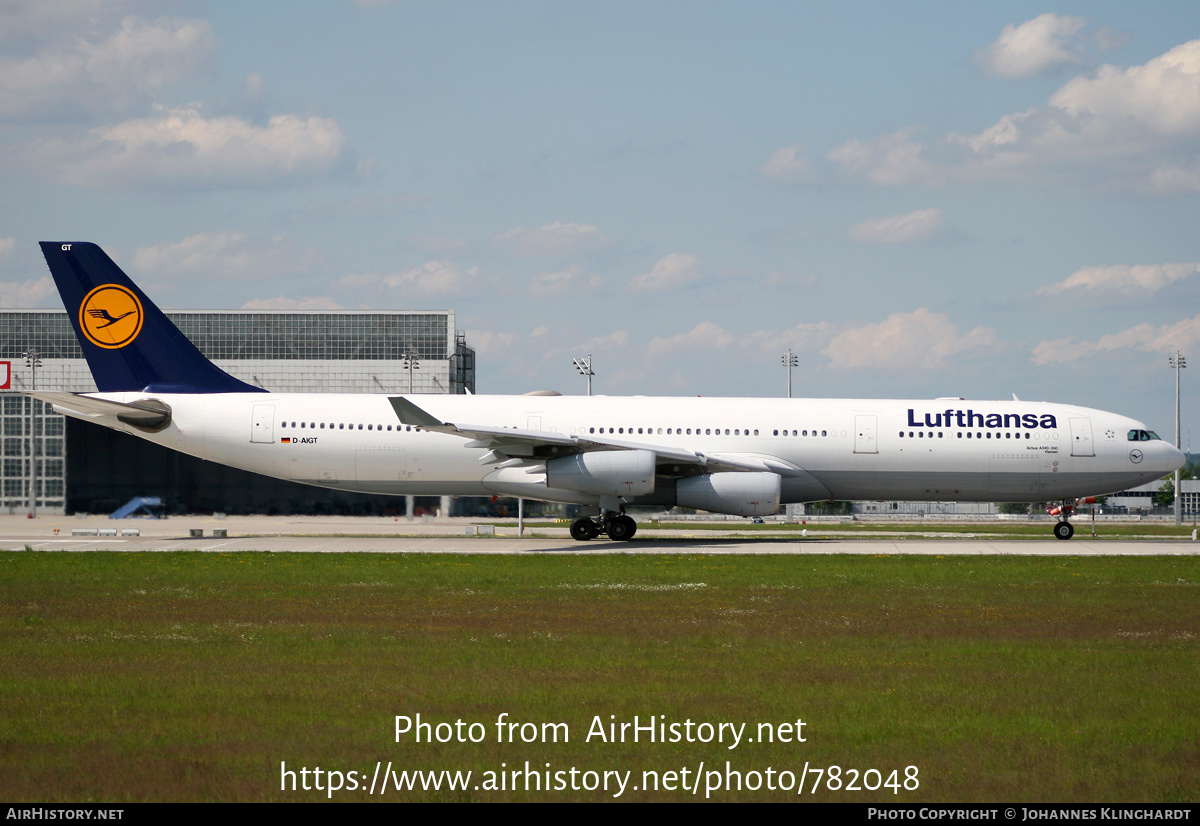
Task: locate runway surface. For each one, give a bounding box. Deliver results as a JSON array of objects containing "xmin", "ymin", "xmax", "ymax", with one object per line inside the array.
[{"xmin": 0, "ymin": 514, "xmax": 1196, "ymax": 555}]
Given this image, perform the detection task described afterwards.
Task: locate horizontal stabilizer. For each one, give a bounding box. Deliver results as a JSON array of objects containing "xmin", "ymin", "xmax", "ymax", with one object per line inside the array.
[{"xmin": 27, "ymin": 391, "xmax": 171, "ymax": 430}]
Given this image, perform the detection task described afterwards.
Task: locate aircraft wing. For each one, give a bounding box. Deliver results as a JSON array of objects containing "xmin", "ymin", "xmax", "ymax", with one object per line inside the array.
[
  {"xmin": 389, "ymin": 396, "xmax": 817, "ymax": 479},
  {"xmin": 26, "ymin": 391, "xmax": 171, "ymax": 428}
]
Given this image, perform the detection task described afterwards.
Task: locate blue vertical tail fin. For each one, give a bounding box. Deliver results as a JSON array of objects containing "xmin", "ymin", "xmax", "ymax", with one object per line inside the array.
[{"xmin": 39, "ymin": 242, "xmax": 264, "ymax": 394}]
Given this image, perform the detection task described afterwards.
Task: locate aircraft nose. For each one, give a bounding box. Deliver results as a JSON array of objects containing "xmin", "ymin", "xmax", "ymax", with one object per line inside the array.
[{"xmin": 1160, "ymin": 443, "xmax": 1187, "ymax": 473}]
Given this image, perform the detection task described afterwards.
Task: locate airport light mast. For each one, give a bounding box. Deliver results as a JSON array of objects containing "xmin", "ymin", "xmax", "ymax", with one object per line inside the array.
[
  {"xmin": 402, "ymin": 354, "xmax": 420, "ymax": 394},
  {"xmin": 781, "ymin": 349, "xmax": 798, "ymax": 398},
  {"xmin": 572, "ymin": 355, "xmax": 594, "ymax": 396},
  {"xmin": 1170, "ymin": 352, "xmax": 1187, "ymax": 526},
  {"xmin": 22, "ymin": 348, "xmax": 40, "ymax": 519}
]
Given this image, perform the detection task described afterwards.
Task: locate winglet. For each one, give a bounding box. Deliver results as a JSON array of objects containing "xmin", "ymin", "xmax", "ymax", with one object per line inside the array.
[{"xmin": 389, "ymin": 396, "xmax": 447, "ymax": 429}]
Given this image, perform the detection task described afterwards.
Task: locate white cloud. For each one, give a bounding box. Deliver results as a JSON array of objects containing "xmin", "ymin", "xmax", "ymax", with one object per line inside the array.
[
  {"xmin": 343, "ymin": 261, "xmax": 478, "ymax": 297},
  {"xmin": 827, "ymin": 129, "xmax": 933, "ymax": 186},
  {"xmin": 0, "ymin": 1, "xmax": 108, "ymax": 44},
  {"xmin": 1150, "ymin": 161, "xmax": 1200, "ymax": 194},
  {"xmin": 759, "ymin": 143, "xmax": 810, "ymax": 182},
  {"xmin": 131, "ymin": 232, "xmax": 323, "ymax": 281},
  {"xmin": 0, "ymin": 276, "xmax": 55, "ymax": 308},
  {"xmin": 627, "ymin": 253, "xmax": 701, "ymax": 292},
  {"xmin": 30, "ymin": 105, "xmax": 354, "ymax": 190},
  {"xmin": 0, "ymin": 10, "xmax": 359, "ymax": 191},
  {"xmin": 1038, "ymin": 263, "xmax": 1200, "ymax": 297},
  {"xmin": 0, "ymin": 15, "xmax": 214, "ymax": 121},
  {"xmin": 1029, "ymin": 338, "xmax": 1097, "ymax": 365},
  {"xmin": 0, "ymin": 238, "xmax": 16, "ymax": 258},
  {"xmin": 829, "ymin": 39, "xmax": 1200, "ymax": 193},
  {"xmin": 241, "ymin": 296, "xmax": 344, "ymax": 310},
  {"xmin": 576, "ymin": 330, "xmax": 630, "ymax": 352},
  {"xmin": 464, "ymin": 329, "xmax": 521, "ymax": 355},
  {"xmin": 822, "ymin": 309, "xmax": 996, "ymax": 370},
  {"xmin": 604, "ymin": 319, "xmax": 836, "ymax": 372},
  {"xmin": 647, "ymin": 322, "xmax": 735, "ymax": 361},
  {"xmin": 950, "ymin": 109, "xmax": 1031, "ymax": 154},
  {"xmin": 559, "ymin": 313, "xmax": 991, "ymax": 379},
  {"xmin": 740, "ymin": 322, "xmax": 837, "ymax": 355},
  {"xmin": 973, "ymin": 14, "xmax": 1090, "ymax": 78},
  {"xmin": 527, "ymin": 266, "xmax": 587, "ymax": 297},
  {"xmin": 1032, "ymin": 315, "xmax": 1200, "ymax": 365},
  {"xmin": 493, "ymin": 222, "xmax": 607, "ymax": 256},
  {"xmin": 1049, "ymin": 42, "xmax": 1200, "ymax": 136},
  {"xmin": 849, "ymin": 208, "xmax": 947, "ymax": 244}
]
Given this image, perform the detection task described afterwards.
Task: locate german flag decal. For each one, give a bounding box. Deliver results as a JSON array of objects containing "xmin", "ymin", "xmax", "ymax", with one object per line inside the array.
[{"xmin": 281, "ymin": 438, "xmax": 291, "ymax": 444}]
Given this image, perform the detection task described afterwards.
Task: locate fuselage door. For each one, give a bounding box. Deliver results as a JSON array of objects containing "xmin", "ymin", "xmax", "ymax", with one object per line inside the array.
[
  {"xmin": 1069, "ymin": 417, "xmax": 1094, "ymax": 457},
  {"xmin": 251, "ymin": 404, "xmax": 275, "ymax": 444},
  {"xmin": 854, "ymin": 414, "xmax": 878, "ymax": 454}
]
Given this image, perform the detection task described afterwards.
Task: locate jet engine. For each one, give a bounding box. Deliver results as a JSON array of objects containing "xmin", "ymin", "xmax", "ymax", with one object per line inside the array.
[
  {"xmin": 676, "ymin": 472, "xmax": 781, "ymax": 517},
  {"xmin": 545, "ymin": 449, "xmax": 656, "ymax": 498}
]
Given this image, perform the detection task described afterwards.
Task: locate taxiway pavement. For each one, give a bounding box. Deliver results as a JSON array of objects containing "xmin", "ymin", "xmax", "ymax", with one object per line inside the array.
[{"xmin": 0, "ymin": 514, "xmax": 1195, "ymax": 555}]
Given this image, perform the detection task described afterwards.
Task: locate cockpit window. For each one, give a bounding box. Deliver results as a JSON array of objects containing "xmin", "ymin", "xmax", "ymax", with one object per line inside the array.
[{"xmin": 1128, "ymin": 429, "xmax": 1160, "ymax": 441}]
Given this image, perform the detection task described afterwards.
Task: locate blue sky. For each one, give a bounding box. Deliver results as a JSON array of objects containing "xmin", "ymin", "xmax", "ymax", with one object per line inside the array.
[{"xmin": 1, "ymin": 1, "xmax": 1198, "ymax": 439}]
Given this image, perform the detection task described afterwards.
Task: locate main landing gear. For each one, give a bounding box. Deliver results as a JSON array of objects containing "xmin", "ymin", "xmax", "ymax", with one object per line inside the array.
[
  {"xmin": 1048, "ymin": 500, "xmax": 1076, "ymax": 540},
  {"xmin": 570, "ymin": 508, "xmax": 637, "ymax": 542}
]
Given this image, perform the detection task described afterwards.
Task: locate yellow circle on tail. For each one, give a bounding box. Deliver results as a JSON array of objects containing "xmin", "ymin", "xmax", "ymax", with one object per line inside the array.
[{"xmin": 79, "ymin": 284, "xmax": 144, "ymax": 350}]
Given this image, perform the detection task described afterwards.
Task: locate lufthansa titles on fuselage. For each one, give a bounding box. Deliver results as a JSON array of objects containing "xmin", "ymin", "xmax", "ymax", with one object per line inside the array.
[{"xmin": 906, "ymin": 408, "xmax": 1058, "ymax": 429}]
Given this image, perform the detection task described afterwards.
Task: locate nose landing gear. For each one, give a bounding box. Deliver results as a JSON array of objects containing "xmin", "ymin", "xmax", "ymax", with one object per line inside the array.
[{"xmin": 1047, "ymin": 500, "xmax": 1079, "ymax": 540}]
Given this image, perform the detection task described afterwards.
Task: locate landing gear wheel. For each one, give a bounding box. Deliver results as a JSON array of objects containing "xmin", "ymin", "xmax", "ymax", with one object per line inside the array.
[
  {"xmin": 570, "ymin": 517, "xmax": 598, "ymax": 541},
  {"xmin": 1053, "ymin": 521, "xmax": 1074, "ymax": 541},
  {"xmin": 608, "ymin": 514, "xmax": 637, "ymax": 541}
]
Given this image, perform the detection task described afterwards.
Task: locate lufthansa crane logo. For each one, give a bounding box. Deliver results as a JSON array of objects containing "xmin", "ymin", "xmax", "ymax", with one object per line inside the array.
[{"xmin": 79, "ymin": 284, "xmax": 143, "ymax": 349}]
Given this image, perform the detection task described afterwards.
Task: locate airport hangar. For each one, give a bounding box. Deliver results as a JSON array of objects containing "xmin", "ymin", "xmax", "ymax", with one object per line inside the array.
[{"xmin": 0, "ymin": 308, "xmax": 474, "ymax": 516}]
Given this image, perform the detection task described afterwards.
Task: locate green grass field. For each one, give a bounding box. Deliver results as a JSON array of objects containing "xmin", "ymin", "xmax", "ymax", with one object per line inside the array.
[{"xmin": 2, "ymin": 551, "xmax": 1198, "ymax": 802}]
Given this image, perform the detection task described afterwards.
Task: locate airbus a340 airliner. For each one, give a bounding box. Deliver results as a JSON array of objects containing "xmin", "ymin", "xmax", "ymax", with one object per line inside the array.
[{"xmin": 30, "ymin": 242, "xmax": 1184, "ymax": 541}]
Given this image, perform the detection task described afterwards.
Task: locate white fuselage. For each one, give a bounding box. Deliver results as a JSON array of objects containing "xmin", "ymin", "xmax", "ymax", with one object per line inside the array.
[{"xmin": 81, "ymin": 392, "xmax": 1183, "ymax": 508}]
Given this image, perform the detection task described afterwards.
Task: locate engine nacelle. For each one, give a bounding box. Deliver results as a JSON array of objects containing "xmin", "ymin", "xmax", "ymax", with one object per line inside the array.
[
  {"xmin": 677, "ymin": 472, "xmax": 781, "ymax": 517},
  {"xmin": 546, "ymin": 449, "xmax": 656, "ymax": 499}
]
